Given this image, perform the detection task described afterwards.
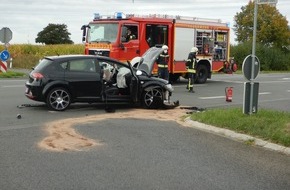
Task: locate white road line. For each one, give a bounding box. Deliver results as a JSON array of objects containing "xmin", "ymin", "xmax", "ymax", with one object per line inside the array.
[
  {"xmin": 199, "ymin": 92, "xmax": 271, "ymax": 100},
  {"xmin": 259, "ymin": 92, "xmax": 271, "ymax": 95},
  {"xmin": 0, "ymin": 79, "xmax": 26, "ymax": 82},
  {"xmin": 1, "ymin": 85, "xmax": 24, "ymax": 88},
  {"xmin": 199, "ymin": 96, "xmax": 225, "ymax": 100},
  {"xmin": 211, "ymin": 80, "xmax": 243, "ymax": 84},
  {"xmin": 257, "ymin": 80, "xmax": 290, "ymax": 83},
  {"xmin": 173, "ymin": 84, "xmax": 208, "ymax": 88}
]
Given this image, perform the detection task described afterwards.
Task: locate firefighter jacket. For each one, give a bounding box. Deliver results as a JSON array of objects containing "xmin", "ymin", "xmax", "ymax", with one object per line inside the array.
[
  {"xmin": 186, "ymin": 52, "xmax": 197, "ymax": 73},
  {"xmin": 157, "ymin": 52, "xmax": 169, "ymax": 68}
]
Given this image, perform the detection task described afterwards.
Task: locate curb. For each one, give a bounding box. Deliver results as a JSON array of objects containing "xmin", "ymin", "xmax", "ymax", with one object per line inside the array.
[{"xmin": 184, "ymin": 117, "xmax": 290, "ymax": 156}]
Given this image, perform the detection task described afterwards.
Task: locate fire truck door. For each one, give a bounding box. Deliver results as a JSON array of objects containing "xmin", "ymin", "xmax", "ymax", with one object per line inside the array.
[{"xmin": 119, "ymin": 25, "xmax": 140, "ymax": 62}]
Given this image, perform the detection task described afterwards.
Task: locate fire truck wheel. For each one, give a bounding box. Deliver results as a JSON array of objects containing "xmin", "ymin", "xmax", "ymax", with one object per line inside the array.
[
  {"xmin": 142, "ymin": 87, "xmax": 163, "ymax": 109},
  {"xmin": 196, "ymin": 65, "xmax": 208, "ymax": 84}
]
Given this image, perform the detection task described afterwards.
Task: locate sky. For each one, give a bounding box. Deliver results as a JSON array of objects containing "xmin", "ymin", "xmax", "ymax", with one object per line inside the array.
[{"xmin": 1, "ymin": 0, "xmax": 289, "ymax": 45}]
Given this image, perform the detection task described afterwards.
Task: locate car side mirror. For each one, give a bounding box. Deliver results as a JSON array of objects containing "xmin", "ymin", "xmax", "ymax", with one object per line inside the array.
[
  {"xmin": 121, "ymin": 36, "xmax": 126, "ymax": 43},
  {"xmin": 119, "ymin": 43, "xmax": 125, "ymax": 50}
]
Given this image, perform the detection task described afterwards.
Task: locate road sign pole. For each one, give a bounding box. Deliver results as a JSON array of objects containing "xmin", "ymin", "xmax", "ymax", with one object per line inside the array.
[{"xmin": 249, "ymin": 1, "xmax": 258, "ymax": 115}]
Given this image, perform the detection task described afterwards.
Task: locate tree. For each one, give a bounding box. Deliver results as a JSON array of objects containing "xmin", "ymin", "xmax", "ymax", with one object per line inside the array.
[
  {"xmin": 35, "ymin": 23, "xmax": 73, "ymax": 45},
  {"xmin": 233, "ymin": 1, "xmax": 290, "ymax": 48}
]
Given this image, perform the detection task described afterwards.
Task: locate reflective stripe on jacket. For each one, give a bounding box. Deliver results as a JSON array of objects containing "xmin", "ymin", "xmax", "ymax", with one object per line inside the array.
[
  {"xmin": 157, "ymin": 52, "xmax": 169, "ymax": 68},
  {"xmin": 186, "ymin": 52, "xmax": 197, "ymax": 73},
  {"xmin": 158, "ymin": 64, "xmax": 168, "ymax": 68},
  {"xmin": 187, "ymin": 68, "xmax": 196, "ymax": 73}
]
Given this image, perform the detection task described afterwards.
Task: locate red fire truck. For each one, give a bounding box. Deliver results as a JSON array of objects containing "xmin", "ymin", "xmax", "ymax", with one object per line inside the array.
[{"xmin": 81, "ymin": 13, "xmax": 236, "ymax": 83}]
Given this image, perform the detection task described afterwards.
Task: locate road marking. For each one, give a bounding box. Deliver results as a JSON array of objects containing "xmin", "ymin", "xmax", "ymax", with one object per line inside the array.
[
  {"xmin": 211, "ymin": 79, "xmax": 243, "ymax": 84},
  {"xmin": 1, "ymin": 85, "xmax": 24, "ymax": 88},
  {"xmin": 0, "ymin": 79, "xmax": 26, "ymax": 82},
  {"xmin": 173, "ymin": 84, "xmax": 207, "ymax": 88},
  {"xmin": 257, "ymin": 80, "xmax": 290, "ymax": 83},
  {"xmin": 199, "ymin": 92, "xmax": 271, "ymax": 100},
  {"xmin": 259, "ymin": 92, "xmax": 271, "ymax": 95},
  {"xmin": 199, "ymin": 96, "xmax": 225, "ymax": 100}
]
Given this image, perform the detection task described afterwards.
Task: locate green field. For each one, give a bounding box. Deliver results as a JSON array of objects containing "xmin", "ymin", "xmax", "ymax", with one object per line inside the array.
[{"xmin": 0, "ymin": 44, "xmax": 84, "ymax": 69}]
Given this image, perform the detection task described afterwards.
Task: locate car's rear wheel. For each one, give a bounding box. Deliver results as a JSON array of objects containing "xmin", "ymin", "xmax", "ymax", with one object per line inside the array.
[
  {"xmin": 46, "ymin": 87, "xmax": 71, "ymax": 111},
  {"xmin": 142, "ymin": 87, "xmax": 163, "ymax": 109}
]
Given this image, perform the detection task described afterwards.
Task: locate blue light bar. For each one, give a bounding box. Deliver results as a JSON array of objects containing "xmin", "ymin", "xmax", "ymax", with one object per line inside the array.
[{"xmin": 115, "ymin": 12, "xmax": 123, "ymax": 19}]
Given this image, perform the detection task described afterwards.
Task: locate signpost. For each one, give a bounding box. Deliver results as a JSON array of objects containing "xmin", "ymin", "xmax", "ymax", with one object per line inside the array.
[
  {"xmin": 242, "ymin": 55, "xmax": 260, "ymax": 81},
  {"xmin": 0, "ymin": 27, "xmax": 13, "ymax": 73},
  {"xmin": 257, "ymin": 0, "xmax": 277, "ymax": 4},
  {"xmin": 242, "ymin": 0, "xmax": 278, "ymax": 114},
  {"xmin": 0, "ymin": 50, "xmax": 10, "ymax": 61},
  {"xmin": 242, "ymin": 55, "xmax": 260, "ymax": 114},
  {"xmin": 0, "ymin": 27, "xmax": 13, "ymax": 44}
]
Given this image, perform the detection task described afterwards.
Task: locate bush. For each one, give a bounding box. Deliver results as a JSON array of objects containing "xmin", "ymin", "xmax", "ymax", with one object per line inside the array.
[{"xmin": 231, "ymin": 42, "xmax": 290, "ymax": 71}]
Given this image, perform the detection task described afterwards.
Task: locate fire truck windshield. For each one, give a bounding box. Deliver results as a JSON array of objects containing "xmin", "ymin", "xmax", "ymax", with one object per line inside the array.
[{"xmin": 88, "ymin": 23, "xmax": 118, "ymax": 43}]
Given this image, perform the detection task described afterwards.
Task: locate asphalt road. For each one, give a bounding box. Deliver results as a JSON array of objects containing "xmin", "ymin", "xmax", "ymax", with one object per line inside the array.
[
  {"xmin": 172, "ymin": 73, "xmax": 290, "ymax": 112},
  {"xmin": 0, "ymin": 73, "xmax": 290, "ymax": 189}
]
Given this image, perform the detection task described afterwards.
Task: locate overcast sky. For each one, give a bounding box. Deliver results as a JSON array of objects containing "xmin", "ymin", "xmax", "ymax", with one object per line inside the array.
[{"xmin": 1, "ymin": 0, "xmax": 289, "ymax": 44}]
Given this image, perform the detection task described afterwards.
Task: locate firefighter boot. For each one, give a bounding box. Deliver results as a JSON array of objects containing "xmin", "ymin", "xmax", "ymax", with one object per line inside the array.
[{"xmin": 188, "ymin": 87, "xmax": 195, "ymax": 93}]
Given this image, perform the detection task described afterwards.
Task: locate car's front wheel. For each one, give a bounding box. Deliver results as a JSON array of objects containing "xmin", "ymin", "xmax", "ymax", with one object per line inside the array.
[
  {"xmin": 46, "ymin": 87, "xmax": 71, "ymax": 111},
  {"xmin": 142, "ymin": 87, "xmax": 163, "ymax": 109}
]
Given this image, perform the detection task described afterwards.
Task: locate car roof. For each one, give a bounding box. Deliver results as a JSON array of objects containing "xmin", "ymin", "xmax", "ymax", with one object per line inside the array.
[{"xmin": 44, "ymin": 54, "xmax": 119, "ymax": 62}]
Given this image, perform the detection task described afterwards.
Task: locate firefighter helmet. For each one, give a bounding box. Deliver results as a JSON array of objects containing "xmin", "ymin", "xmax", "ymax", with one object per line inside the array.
[
  {"xmin": 191, "ymin": 47, "xmax": 198, "ymax": 53},
  {"xmin": 162, "ymin": 45, "xmax": 168, "ymax": 50}
]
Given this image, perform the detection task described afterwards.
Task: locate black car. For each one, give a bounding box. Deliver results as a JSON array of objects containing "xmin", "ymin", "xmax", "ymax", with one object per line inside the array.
[{"xmin": 25, "ymin": 47, "xmax": 179, "ymax": 111}]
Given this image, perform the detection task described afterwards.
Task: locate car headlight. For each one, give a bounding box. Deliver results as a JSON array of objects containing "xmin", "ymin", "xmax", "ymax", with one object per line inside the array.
[{"xmin": 164, "ymin": 84, "xmax": 174, "ymax": 92}]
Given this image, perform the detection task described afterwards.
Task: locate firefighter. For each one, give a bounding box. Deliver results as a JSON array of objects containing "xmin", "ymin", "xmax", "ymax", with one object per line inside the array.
[
  {"xmin": 126, "ymin": 28, "xmax": 136, "ymax": 42},
  {"xmin": 157, "ymin": 45, "xmax": 169, "ymax": 81},
  {"xmin": 186, "ymin": 47, "xmax": 198, "ymax": 93}
]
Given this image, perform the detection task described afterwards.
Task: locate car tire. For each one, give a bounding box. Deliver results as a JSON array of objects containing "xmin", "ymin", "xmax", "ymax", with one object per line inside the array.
[
  {"xmin": 142, "ymin": 87, "xmax": 163, "ymax": 109},
  {"xmin": 46, "ymin": 87, "xmax": 71, "ymax": 111}
]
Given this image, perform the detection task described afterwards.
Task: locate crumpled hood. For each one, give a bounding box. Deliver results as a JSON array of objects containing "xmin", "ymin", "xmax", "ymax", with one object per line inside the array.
[{"xmin": 137, "ymin": 47, "xmax": 164, "ymax": 76}]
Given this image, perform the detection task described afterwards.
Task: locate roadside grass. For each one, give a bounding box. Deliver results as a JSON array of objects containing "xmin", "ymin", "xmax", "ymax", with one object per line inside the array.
[
  {"xmin": 190, "ymin": 107, "xmax": 290, "ymax": 147},
  {"xmin": 0, "ymin": 71, "xmax": 27, "ymax": 78}
]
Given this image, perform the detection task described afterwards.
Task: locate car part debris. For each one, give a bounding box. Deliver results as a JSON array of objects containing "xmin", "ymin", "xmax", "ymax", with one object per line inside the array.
[{"xmin": 180, "ymin": 106, "xmax": 206, "ymax": 113}]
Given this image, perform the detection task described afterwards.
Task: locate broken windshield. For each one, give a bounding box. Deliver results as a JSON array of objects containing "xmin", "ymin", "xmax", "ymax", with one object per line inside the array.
[{"xmin": 88, "ymin": 23, "xmax": 118, "ymax": 43}]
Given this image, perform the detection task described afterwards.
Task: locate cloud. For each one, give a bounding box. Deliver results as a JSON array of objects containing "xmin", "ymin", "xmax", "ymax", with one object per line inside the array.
[{"xmin": 1, "ymin": 0, "xmax": 289, "ymax": 44}]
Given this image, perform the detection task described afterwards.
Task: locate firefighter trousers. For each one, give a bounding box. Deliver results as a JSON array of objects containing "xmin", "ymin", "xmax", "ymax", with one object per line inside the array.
[
  {"xmin": 158, "ymin": 67, "xmax": 169, "ymax": 81},
  {"xmin": 187, "ymin": 72, "xmax": 195, "ymax": 92}
]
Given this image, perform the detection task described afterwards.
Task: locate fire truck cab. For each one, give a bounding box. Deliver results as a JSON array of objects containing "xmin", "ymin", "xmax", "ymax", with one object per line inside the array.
[{"xmin": 82, "ymin": 13, "xmax": 234, "ymax": 83}]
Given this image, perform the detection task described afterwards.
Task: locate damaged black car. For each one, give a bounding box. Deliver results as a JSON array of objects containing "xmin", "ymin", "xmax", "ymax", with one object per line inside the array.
[{"xmin": 25, "ymin": 47, "xmax": 179, "ymax": 111}]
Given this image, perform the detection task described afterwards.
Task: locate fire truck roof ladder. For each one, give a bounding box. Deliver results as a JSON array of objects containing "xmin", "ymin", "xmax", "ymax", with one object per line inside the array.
[{"xmin": 127, "ymin": 14, "xmax": 223, "ymax": 23}]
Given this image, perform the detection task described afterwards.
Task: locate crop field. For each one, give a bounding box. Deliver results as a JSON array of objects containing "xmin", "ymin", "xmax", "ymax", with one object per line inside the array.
[{"xmin": 0, "ymin": 44, "xmax": 84, "ymax": 69}]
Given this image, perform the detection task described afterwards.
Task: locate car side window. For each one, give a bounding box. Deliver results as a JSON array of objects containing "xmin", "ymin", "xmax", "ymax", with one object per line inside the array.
[
  {"xmin": 60, "ymin": 62, "xmax": 68, "ymax": 70},
  {"xmin": 68, "ymin": 59, "xmax": 98, "ymax": 72}
]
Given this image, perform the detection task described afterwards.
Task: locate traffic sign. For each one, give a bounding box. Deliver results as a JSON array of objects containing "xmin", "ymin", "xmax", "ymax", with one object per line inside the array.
[
  {"xmin": 0, "ymin": 27, "xmax": 13, "ymax": 43},
  {"xmin": 257, "ymin": 0, "xmax": 277, "ymax": 4},
  {"xmin": 242, "ymin": 55, "xmax": 260, "ymax": 81},
  {"xmin": 243, "ymin": 82, "xmax": 259, "ymax": 114},
  {"xmin": 0, "ymin": 50, "xmax": 10, "ymax": 61}
]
